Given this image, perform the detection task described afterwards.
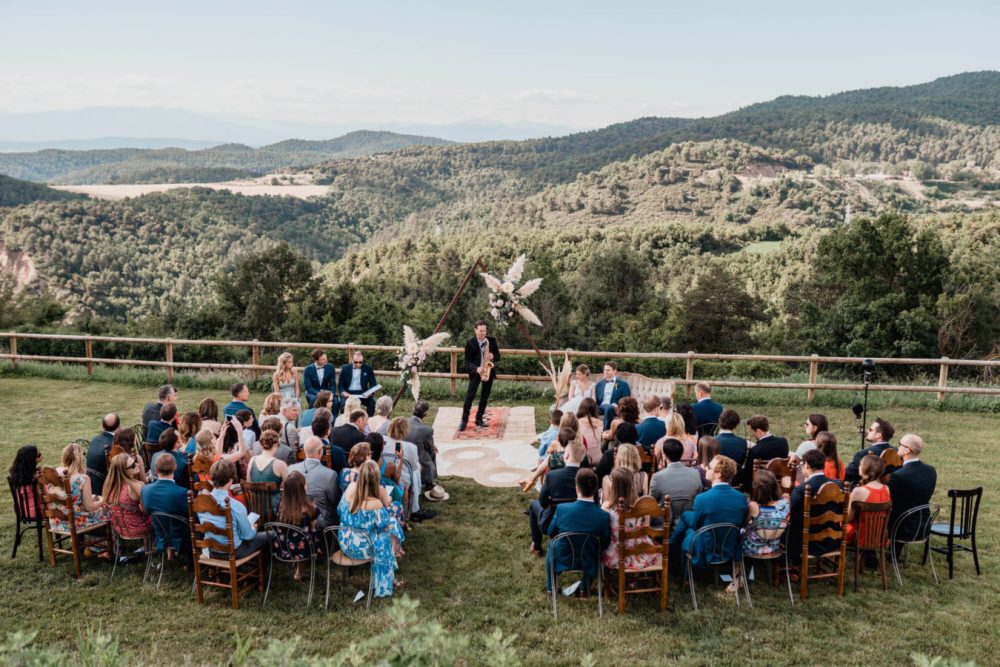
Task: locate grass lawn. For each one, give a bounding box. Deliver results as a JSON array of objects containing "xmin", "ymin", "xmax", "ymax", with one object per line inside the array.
[{"xmin": 0, "ymin": 376, "xmax": 996, "ymax": 665}]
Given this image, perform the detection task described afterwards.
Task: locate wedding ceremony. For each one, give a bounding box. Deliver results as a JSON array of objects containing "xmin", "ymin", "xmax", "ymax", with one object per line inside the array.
[{"xmin": 1, "ymin": 1, "xmax": 999, "ymax": 665}]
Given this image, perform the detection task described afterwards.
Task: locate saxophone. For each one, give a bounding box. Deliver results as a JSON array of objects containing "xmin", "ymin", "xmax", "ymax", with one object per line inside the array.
[{"xmin": 480, "ymin": 350, "xmax": 494, "ymax": 382}]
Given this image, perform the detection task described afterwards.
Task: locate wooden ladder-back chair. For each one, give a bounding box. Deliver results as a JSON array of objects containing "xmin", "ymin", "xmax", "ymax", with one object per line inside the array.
[
  {"xmin": 130, "ymin": 423, "xmax": 146, "ymax": 446},
  {"xmin": 104, "ymin": 445, "xmax": 125, "ymax": 475},
  {"xmin": 8, "ymin": 473, "xmax": 45, "ymax": 560},
  {"xmin": 241, "ymin": 481, "xmax": 279, "ymax": 527},
  {"xmin": 755, "ymin": 458, "xmax": 799, "ymax": 497},
  {"xmin": 186, "ymin": 454, "xmax": 213, "ymax": 493},
  {"xmin": 880, "ymin": 449, "xmax": 903, "ymax": 481},
  {"xmin": 608, "ymin": 495, "xmax": 670, "ymax": 614},
  {"xmin": 188, "ymin": 492, "xmax": 265, "ymax": 609},
  {"xmin": 141, "ymin": 442, "xmax": 167, "ymax": 472},
  {"xmin": 849, "ymin": 500, "xmax": 892, "ymax": 591},
  {"xmin": 38, "ymin": 466, "xmax": 112, "ymax": 578},
  {"xmin": 800, "ymin": 482, "xmax": 849, "ymax": 600}
]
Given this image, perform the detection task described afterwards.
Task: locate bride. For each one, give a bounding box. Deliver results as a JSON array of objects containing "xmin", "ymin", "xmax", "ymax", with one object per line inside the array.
[{"xmin": 559, "ymin": 364, "xmax": 596, "ymax": 415}]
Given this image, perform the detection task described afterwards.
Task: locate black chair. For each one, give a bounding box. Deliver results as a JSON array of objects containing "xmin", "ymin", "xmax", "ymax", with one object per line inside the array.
[
  {"xmin": 930, "ymin": 487, "xmax": 982, "ymax": 579},
  {"xmin": 697, "ymin": 422, "xmax": 720, "ymax": 438},
  {"xmin": 265, "ymin": 522, "xmax": 320, "ymax": 607},
  {"xmin": 8, "ymin": 474, "xmax": 44, "ymax": 561},
  {"xmin": 889, "ymin": 504, "xmax": 939, "ymax": 587},
  {"xmin": 546, "ymin": 532, "xmax": 603, "ymax": 620}
]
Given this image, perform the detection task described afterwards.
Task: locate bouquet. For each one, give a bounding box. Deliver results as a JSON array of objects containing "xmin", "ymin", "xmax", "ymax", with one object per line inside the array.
[
  {"xmin": 481, "ymin": 254, "xmax": 543, "ymax": 327},
  {"xmin": 397, "ymin": 325, "xmax": 450, "ymax": 400}
]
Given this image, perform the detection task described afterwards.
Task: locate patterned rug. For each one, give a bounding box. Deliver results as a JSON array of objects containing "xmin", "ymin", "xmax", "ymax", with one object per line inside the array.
[{"xmin": 452, "ymin": 407, "xmax": 510, "ymax": 440}]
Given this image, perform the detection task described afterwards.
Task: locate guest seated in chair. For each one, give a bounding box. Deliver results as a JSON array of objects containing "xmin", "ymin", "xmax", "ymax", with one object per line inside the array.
[
  {"xmin": 103, "ymin": 453, "xmax": 151, "ymax": 542},
  {"xmin": 288, "ymin": 436, "xmax": 341, "ymax": 530},
  {"xmin": 150, "ymin": 428, "xmax": 188, "ymax": 488},
  {"xmin": 141, "ymin": 453, "xmax": 190, "ymax": 556},
  {"xmin": 272, "ymin": 471, "xmax": 320, "ymax": 581},
  {"xmin": 669, "ymin": 455, "xmax": 747, "ymax": 574},
  {"xmin": 788, "ymin": 448, "xmax": 842, "ymax": 565},
  {"xmin": 9, "ymin": 445, "xmax": 42, "ymax": 520},
  {"xmin": 46, "ymin": 442, "xmax": 108, "ymax": 532},
  {"xmin": 816, "ymin": 431, "xmax": 845, "ymax": 482},
  {"xmin": 87, "ymin": 413, "xmax": 119, "ymax": 490},
  {"xmin": 529, "ymin": 442, "xmax": 585, "ymax": 557},
  {"xmin": 198, "ymin": 460, "xmax": 269, "ymax": 559},
  {"xmin": 338, "ymin": 460, "xmax": 405, "ymax": 596},
  {"xmin": 845, "ymin": 417, "xmax": 896, "ymax": 485},
  {"xmin": 145, "ymin": 403, "xmax": 177, "ymax": 445},
  {"xmin": 845, "ymin": 454, "xmax": 890, "ymax": 544},
  {"xmin": 650, "ymin": 438, "xmax": 703, "ymax": 517},
  {"xmin": 595, "ymin": 362, "xmax": 631, "ymax": 431},
  {"xmin": 599, "ymin": 443, "xmax": 648, "ymax": 499},
  {"xmin": 742, "ymin": 415, "xmax": 789, "ymax": 490},
  {"xmin": 886, "ymin": 433, "xmax": 936, "ymax": 543},
  {"xmin": 715, "ymin": 410, "xmax": 748, "ymax": 470},
  {"xmin": 691, "ymin": 382, "xmax": 723, "ymax": 434},
  {"xmin": 601, "ymin": 467, "xmax": 659, "ymax": 572},
  {"xmin": 636, "ymin": 396, "xmax": 666, "ymax": 450},
  {"xmin": 546, "ymin": 467, "xmax": 610, "ymax": 592}
]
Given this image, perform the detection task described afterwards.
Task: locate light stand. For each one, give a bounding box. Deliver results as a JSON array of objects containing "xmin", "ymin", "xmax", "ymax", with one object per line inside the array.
[{"xmin": 858, "ymin": 358, "xmax": 876, "ymax": 450}]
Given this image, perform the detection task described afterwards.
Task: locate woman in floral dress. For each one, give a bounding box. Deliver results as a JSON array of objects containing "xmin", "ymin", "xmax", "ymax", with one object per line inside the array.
[
  {"xmin": 337, "ymin": 460, "xmax": 404, "ymax": 597},
  {"xmin": 46, "ymin": 442, "xmax": 108, "ymax": 532},
  {"xmin": 273, "ymin": 471, "xmax": 320, "ymax": 581},
  {"xmin": 602, "ymin": 467, "xmax": 660, "ymax": 571}
]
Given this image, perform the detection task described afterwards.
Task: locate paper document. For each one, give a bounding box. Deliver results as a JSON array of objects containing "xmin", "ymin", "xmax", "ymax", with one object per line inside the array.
[
  {"xmin": 247, "ymin": 512, "xmax": 260, "ymax": 526},
  {"xmin": 360, "ymin": 384, "xmax": 382, "ymax": 399}
]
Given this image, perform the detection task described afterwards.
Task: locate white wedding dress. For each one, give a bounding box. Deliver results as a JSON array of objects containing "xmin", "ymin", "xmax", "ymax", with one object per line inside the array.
[{"xmin": 560, "ymin": 380, "xmax": 595, "ymax": 416}]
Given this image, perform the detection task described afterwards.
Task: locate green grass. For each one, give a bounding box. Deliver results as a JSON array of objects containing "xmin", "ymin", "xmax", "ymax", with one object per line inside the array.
[{"xmin": 0, "ymin": 377, "xmax": 996, "ymax": 665}]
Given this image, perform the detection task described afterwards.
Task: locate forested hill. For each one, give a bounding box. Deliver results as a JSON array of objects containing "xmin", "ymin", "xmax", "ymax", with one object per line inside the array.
[
  {"xmin": 0, "ymin": 174, "xmax": 86, "ymax": 207},
  {"xmin": 0, "ymin": 131, "xmax": 452, "ymax": 184}
]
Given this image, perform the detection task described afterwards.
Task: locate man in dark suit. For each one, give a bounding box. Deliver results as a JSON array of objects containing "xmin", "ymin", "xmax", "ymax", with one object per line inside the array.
[
  {"xmin": 691, "ymin": 382, "xmax": 724, "ymax": 435},
  {"xmin": 670, "ymin": 454, "xmax": 747, "ymax": 572},
  {"xmin": 845, "ymin": 417, "xmax": 897, "ymax": 485},
  {"xmin": 788, "ymin": 449, "xmax": 843, "ymax": 564},
  {"xmin": 887, "ymin": 433, "xmax": 937, "ymax": 542},
  {"xmin": 408, "ymin": 400, "xmax": 439, "ymax": 495},
  {"xmin": 141, "ymin": 452, "xmax": 191, "ymax": 556},
  {"xmin": 310, "ymin": 415, "xmax": 346, "ymax": 472},
  {"xmin": 715, "ymin": 409, "xmax": 748, "ymax": 470},
  {"xmin": 742, "ymin": 415, "xmax": 789, "ymax": 490},
  {"xmin": 460, "ymin": 320, "xmax": 501, "ymax": 431},
  {"xmin": 87, "ymin": 413, "xmax": 119, "ymax": 490},
  {"xmin": 303, "ymin": 348, "xmax": 336, "ymax": 410},
  {"xmin": 594, "ymin": 361, "xmax": 631, "ymax": 430},
  {"xmin": 529, "ymin": 442, "xmax": 584, "ymax": 556},
  {"xmin": 223, "ymin": 382, "xmax": 260, "ymax": 437},
  {"xmin": 338, "ymin": 351, "xmax": 378, "ymax": 416},
  {"xmin": 145, "ymin": 403, "xmax": 178, "ymax": 446},
  {"xmin": 636, "ymin": 396, "xmax": 666, "ymax": 450},
  {"xmin": 546, "ymin": 467, "xmax": 610, "ymax": 592},
  {"xmin": 141, "ymin": 384, "xmax": 176, "ymax": 430},
  {"xmin": 288, "ymin": 436, "xmax": 342, "ymax": 528},
  {"xmin": 330, "ymin": 410, "xmax": 368, "ymax": 454}
]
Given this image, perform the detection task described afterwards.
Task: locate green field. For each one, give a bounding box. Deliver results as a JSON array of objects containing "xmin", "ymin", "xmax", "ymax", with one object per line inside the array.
[{"xmin": 0, "ymin": 376, "xmax": 995, "ymax": 665}]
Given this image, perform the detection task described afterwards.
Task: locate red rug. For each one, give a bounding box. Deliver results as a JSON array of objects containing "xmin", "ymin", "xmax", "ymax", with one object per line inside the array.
[{"xmin": 453, "ymin": 407, "xmax": 510, "ymax": 440}]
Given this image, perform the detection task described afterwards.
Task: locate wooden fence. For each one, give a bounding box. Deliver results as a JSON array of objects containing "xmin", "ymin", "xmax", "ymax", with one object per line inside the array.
[{"xmin": 3, "ymin": 331, "xmax": 1000, "ymax": 402}]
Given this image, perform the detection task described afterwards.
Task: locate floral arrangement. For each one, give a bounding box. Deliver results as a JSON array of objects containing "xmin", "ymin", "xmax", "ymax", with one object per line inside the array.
[
  {"xmin": 397, "ymin": 325, "xmax": 450, "ymax": 400},
  {"xmin": 481, "ymin": 254, "xmax": 543, "ymax": 327}
]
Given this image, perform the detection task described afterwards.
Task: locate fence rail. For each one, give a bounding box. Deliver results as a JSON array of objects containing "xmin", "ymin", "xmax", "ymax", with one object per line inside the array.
[{"xmin": 3, "ymin": 331, "xmax": 1000, "ymax": 402}]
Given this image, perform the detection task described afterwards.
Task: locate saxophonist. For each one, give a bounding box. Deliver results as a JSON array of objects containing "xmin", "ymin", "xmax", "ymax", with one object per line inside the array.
[{"xmin": 460, "ymin": 319, "xmax": 501, "ymax": 431}]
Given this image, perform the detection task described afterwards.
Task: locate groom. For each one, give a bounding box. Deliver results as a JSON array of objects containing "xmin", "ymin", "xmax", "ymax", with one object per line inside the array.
[{"xmin": 460, "ymin": 320, "xmax": 501, "ymax": 431}]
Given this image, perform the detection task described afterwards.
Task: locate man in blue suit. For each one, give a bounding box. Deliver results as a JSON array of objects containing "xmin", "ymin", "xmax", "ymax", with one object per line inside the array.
[
  {"xmin": 140, "ymin": 454, "xmax": 191, "ymax": 557},
  {"xmin": 715, "ymin": 409, "xmax": 748, "ymax": 470},
  {"xmin": 594, "ymin": 361, "xmax": 631, "ymax": 430},
  {"xmin": 636, "ymin": 396, "xmax": 666, "ymax": 450},
  {"xmin": 303, "ymin": 348, "xmax": 336, "ymax": 410},
  {"xmin": 223, "ymin": 382, "xmax": 260, "ymax": 437},
  {"xmin": 691, "ymin": 382, "xmax": 724, "ymax": 435},
  {"xmin": 87, "ymin": 413, "xmax": 119, "ymax": 490},
  {"xmin": 670, "ymin": 454, "xmax": 747, "ymax": 573},
  {"xmin": 546, "ymin": 467, "xmax": 610, "ymax": 592},
  {"xmin": 338, "ymin": 351, "xmax": 378, "ymax": 416},
  {"xmin": 529, "ymin": 442, "xmax": 585, "ymax": 556}
]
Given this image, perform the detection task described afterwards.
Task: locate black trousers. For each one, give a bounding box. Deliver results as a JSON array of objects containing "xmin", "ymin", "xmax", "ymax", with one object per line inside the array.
[{"xmin": 462, "ymin": 373, "xmax": 493, "ymax": 424}]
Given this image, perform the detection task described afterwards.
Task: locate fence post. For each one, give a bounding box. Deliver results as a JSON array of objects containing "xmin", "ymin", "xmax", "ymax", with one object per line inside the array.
[
  {"xmin": 8, "ymin": 334, "xmax": 16, "ymax": 370},
  {"xmin": 449, "ymin": 350, "xmax": 458, "ymax": 395},
  {"xmin": 165, "ymin": 339, "xmax": 174, "ymax": 382},
  {"xmin": 347, "ymin": 343, "xmax": 355, "ymax": 364},
  {"xmin": 85, "ymin": 335, "xmax": 94, "ymax": 376},
  {"xmin": 807, "ymin": 354, "xmax": 818, "ymax": 402},
  {"xmin": 251, "ymin": 339, "xmax": 261, "ymax": 378},
  {"xmin": 937, "ymin": 357, "xmax": 949, "ymax": 402},
  {"xmin": 685, "ymin": 351, "xmax": 695, "ymax": 400}
]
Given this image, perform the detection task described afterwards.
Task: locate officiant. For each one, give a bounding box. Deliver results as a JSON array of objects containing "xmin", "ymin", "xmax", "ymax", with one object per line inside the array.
[{"xmin": 338, "ymin": 350, "xmax": 379, "ymax": 416}]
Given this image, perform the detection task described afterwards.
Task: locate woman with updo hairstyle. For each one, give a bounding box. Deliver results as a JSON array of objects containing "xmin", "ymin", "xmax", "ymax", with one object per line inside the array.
[
  {"xmin": 845, "ymin": 454, "xmax": 890, "ymax": 544},
  {"xmin": 603, "ymin": 395, "xmax": 640, "ymax": 444},
  {"xmin": 600, "ymin": 442, "xmax": 648, "ymax": 499}
]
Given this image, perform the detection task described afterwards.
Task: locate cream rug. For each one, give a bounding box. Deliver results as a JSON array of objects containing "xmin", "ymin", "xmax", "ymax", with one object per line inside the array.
[{"xmin": 433, "ymin": 406, "xmax": 539, "ymax": 488}]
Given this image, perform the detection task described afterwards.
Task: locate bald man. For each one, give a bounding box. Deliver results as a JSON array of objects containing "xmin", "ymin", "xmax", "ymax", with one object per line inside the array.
[
  {"xmin": 87, "ymin": 413, "xmax": 120, "ymax": 489},
  {"xmin": 887, "ymin": 433, "xmax": 937, "ymax": 543},
  {"xmin": 287, "ymin": 436, "xmax": 341, "ymax": 528}
]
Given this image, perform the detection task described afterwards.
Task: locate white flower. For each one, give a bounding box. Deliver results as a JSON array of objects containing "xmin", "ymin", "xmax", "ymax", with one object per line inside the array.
[
  {"xmin": 502, "ymin": 281, "xmax": 514, "ymax": 294},
  {"xmin": 490, "ymin": 308, "xmax": 500, "ymax": 318},
  {"xmin": 496, "ymin": 299, "xmax": 504, "ymax": 307},
  {"xmin": 417, "ymin": 351, "xmax": 426, "ymax": 362},
  {"xmin": 406, "ymin": 343, "xmax": 419, "ymax": 355}
]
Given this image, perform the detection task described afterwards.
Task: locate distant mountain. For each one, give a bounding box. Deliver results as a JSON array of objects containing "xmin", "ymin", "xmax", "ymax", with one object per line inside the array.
[
  {"xmin": 0, "ymin": 131, "xmax": 452, "ymax": 183},
  {"xmin": 0, "ymin": 137, "xmax": 223, "ymax": 152}
]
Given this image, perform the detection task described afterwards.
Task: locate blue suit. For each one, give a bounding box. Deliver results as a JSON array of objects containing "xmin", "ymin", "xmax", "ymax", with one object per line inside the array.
[
  {"xmin": 546, "ymin": 499, "xmax": 610, "ymax": 591},
  {"xmin": 636, "ymin": 417, "xmax": 666, "ymax": 450},
  {"xmin": 716, "ymin": 432, "xmax": 748, "ymax": 469},
  {"xmin": 671, "ymin": 482, "xmax": 747, "ymax": 569},
  {"xmin": 594, "ymin": 377, "xmax": 631, "ymax": 430},
  {"xmin": 303, "ymin": 362, "xmax": 336, "ymax": 409},
  {"xmin": 338, "ymin": 363, "xmax": 378, "ymax": 416},
  {"xmin": 692, "ymin": 398, "xmax": 723, "ymax": 431},
  {"xmin": 223, "ymin": 400, "xmax": 260, "ymax": 437},
  {"xmin": 141, "ymin": 478, "xmax": 190, "ymax": 552}
]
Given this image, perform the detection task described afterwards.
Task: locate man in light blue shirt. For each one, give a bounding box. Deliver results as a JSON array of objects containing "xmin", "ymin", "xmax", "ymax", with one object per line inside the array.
[{"xmin": 197, "ymin": 460, "xmax": 269, "ymax": 559}]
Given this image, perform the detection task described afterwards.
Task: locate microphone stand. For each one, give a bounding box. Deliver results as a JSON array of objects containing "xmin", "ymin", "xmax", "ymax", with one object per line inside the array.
[{"xmin": 859, "ymin": 369, "xmax": 873, "ymax": 451}]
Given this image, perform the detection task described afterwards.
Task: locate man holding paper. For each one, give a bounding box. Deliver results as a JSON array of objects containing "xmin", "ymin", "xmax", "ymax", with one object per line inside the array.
[{"xmin": 338, "ymin": 350, "xmax": 379, "ymax": 416}]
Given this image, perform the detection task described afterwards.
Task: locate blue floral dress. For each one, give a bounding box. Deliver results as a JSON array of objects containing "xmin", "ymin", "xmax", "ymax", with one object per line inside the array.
[
  {"xmin": 46, "ymin": 473, "xmax": 109, "ymax": 532},
  {"xmin": 743, "ymin": 498, "xmax": 790, "ymax": 556},
  {"xmin": 337, "ymin": 497, "xmax": 402, "ymax": 597}
]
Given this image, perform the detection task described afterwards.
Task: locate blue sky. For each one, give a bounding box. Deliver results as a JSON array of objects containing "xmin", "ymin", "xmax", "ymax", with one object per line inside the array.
[{"xmin": 2, "ymin": 0, "xmax": 997, "ymax": 127}]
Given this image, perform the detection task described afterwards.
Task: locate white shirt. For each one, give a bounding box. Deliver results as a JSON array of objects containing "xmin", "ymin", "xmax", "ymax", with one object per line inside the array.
[
  {"xmin": 316, "ymin": 365, "xmax": 326, "ymax": 384},
  {"xmin": 349, "ymin": 367, "xmax": 362, "ymax": 391},
  {"xmin": 478, "ymin": 338, "xmax": 488, "ymax": 364},
  {"xmin": 601, "ymin": 381, "xmax": 615, "ymax": 406}
]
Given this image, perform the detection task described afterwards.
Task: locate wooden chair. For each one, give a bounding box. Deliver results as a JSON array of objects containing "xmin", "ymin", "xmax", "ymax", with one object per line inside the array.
[
  {"xmin": 104, "ymin": 445, "xmax": 124, "ymax": 473},
  {"xmin": 322, "ymin": 525, "xmax": 375, "ymax": 610},
  {"xmin": 130, "ymin": 423, "xmax": 146, "ymax": 446},
  {"xmin": 930, "ymin": 487, "xmax": 983, "ymax": 579},
  {"xmin": 848, "ymin": 500, "xmax": 892, "ymax": 591},
  {"xmin": 755, "ymin": 457, "xmax": 799, "ymax": 497},
  {"xmin": 188, "ymin": 492, "xmax": 266, "ymax": 609},
  {"xmin": 607, "ymin": 495, "xmax": 670, "ymax": 614},
  {"xmin": 186, "ymin": 454, "xmax": 213, "ymax": 492},
  {"xmin": 879, "ymin": 448, "xmax": 903, "ymax": 481},
  {"xmin": 799, "ymin": 482, "xmax": 849, "ymax": 600},
  {"xmin": 141, "ymin": 441, "xmax": 167, "ymax": 471},
  {"xmin": 638, "ymin": 447, "xmax": 655, "ymax": 474},
  {"xmin": 8, "ymin": 473, "xmax": 44, "ymax": 560},
  {"xmin": 241, "ymin": 481, "xmax": 279, "ymax": 526},
  {"xmin": 37, "ymin": 466, "xmax": 112, "ymax": 578}
]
